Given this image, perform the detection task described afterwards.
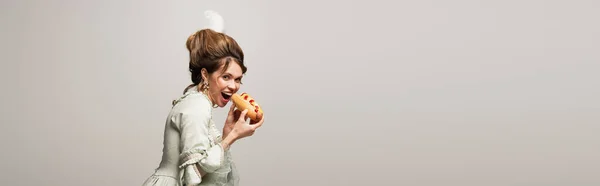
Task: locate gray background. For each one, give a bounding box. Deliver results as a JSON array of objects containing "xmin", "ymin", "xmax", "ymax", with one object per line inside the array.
[{"xmin": 1, "ymin": 0, "xmax": 599, "ymax": 185}]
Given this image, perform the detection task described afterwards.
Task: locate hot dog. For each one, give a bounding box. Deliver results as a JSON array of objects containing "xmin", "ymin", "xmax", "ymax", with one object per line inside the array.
[{"xmin": 231, "ymin": 92, "xmax": 263, "ymax": 122}]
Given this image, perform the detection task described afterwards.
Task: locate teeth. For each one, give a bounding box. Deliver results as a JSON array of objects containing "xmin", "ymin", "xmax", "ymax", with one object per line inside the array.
[{"xmin": 222, "ymin": 92, "xmax": 232, "ymax": 96}]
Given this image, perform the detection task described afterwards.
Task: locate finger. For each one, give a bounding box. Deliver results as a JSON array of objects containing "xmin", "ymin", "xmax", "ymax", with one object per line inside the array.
[
  {"xmin": 251, "ymin": 123, "xmax": 261, "ymax": 130},
  {"xmin": 251, "ymin": 118, "xmax": 264, "ymax": 129},
  {"xmin": 228, "ymin": 103, "xmax": 236, "ymax": 114},
  {"xmin": 251, "ymin": 124, "xmax": 262, "ymax": 132},
  {"xmin": 238, "ymin": 109, "xmax": 248, "ymax": 121}
]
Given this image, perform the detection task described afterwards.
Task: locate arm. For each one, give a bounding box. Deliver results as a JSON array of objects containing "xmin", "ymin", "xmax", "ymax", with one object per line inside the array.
[
  {"xmin": 220, "ymin": 129, "xmax": 237, "ymax": 151},
  {"xmin": 222, "ymin": 105, "xmax": 239, "ymax": 139},
  {"xmin": 222, "ymin": 125, "xmax": 234, "ymax": 140},
  {"xmin": 175, "ymin": 109, "xmax": 231, "ymax": 185}
]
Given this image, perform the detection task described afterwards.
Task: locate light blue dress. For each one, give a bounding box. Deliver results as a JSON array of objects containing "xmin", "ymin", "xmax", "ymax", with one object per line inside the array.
[{"xmin": 142, "ymin": 86, "xmax": 240, "ymax": 186}]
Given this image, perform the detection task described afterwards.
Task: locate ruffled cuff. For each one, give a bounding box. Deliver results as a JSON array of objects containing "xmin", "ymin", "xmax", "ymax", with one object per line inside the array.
[{"xmin": 178, "ymin": 144, "xmax": 225, "ymax": 185}]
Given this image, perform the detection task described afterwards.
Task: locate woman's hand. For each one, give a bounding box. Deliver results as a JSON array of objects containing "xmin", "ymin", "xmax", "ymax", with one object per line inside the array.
[
  {"xmin": 220, "ymin": 109, "xmax": 264, "ymax": 150},
  {"xmin": 233, "ymin": 109, "xmax": 263, "ymax": 137},
  {"xmin": 223, "ymin": 104, "xmax": 240, "ymax": 138},
  {"xmin": 224, "ymin": 104, "xmax": 264, "ymax": 138}
]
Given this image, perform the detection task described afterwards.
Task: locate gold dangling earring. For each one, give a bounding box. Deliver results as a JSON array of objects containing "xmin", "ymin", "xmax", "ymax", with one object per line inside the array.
[
  {"xmin": 202, "ymin": 81, "xmax": 218, "ymax": 108},
  {"xmin": 202, "ymin": 81, "xmax": 209, "ymax": 94}
]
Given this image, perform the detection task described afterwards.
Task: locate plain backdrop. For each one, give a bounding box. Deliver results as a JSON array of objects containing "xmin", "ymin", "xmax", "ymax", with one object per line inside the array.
[{"xmin": 1, "ymin": 0, "xmax": 599, "ymax": 185}]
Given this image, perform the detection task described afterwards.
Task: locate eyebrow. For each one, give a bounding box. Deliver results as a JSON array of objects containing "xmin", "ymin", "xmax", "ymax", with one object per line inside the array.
[{"xmin": 223, "ymin": 72, "xmax": 243, "ymax": 79}]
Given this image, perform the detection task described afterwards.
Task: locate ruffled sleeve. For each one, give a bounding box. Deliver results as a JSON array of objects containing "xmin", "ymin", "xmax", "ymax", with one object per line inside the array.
[{"xmin": 172, "ymin": 101, "xmax": 225, "ymax": 185}]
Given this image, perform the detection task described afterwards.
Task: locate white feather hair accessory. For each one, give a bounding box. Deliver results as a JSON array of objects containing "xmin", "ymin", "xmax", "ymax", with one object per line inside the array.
[{"xmin": 204, "ymin": 10, "xmax": 225, "ymax": 33}]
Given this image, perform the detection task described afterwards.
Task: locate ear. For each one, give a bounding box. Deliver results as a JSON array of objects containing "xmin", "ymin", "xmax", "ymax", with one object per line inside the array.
[{"xmin": 201, "ymin": 68, "xmax": 210, "ymax": 83}]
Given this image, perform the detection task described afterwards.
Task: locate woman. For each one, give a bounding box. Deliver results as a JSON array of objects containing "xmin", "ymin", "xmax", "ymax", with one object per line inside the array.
[{"xmin": 142, "ymin": 12, "xmax": 264, "ymax": 186}]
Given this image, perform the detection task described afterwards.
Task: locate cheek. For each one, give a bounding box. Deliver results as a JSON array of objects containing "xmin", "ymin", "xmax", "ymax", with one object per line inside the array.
[
  {"xmin": 209, "ymin": 79, "xmax": 219, "ymax": 90},
  {"xmin": 214, "ymin": 79, "xmax": 228, "ymax": 89}
]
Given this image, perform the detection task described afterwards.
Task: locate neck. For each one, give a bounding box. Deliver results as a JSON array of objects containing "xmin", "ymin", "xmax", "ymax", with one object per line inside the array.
[{"xmin": 197, "ymin": 85, "xmax": 218, "ymax": 108}]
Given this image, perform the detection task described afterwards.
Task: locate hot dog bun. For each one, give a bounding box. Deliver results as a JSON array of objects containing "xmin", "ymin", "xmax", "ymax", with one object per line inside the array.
[{"xmin": 231, "ymin": 92, "xmax": 263, "ymax": 121}]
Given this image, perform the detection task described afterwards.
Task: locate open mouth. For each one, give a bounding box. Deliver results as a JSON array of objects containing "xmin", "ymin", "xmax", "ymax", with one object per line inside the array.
[{"xmin": 221, "ymin": 92, "xmax": 232, "ymax": 100}]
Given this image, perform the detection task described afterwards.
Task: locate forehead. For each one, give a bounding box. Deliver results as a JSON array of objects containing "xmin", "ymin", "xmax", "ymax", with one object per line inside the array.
[{"xmin": 217, "ymin": 61, "xmax": 243, "ymax": 77}]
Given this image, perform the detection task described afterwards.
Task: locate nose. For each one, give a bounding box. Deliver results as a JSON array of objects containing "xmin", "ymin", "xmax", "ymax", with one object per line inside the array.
[{"xmin": 227, "ymin": 80, "xmax": 238, "ymax": 91}]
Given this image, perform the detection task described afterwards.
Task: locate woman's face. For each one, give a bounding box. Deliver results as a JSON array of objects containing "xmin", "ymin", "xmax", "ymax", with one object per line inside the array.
[{"xmin": 205, "ymin": 62, "xmax": 244, "ymax": 107}]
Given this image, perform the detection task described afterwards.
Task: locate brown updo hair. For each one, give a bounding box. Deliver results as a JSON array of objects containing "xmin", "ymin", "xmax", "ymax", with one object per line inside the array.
[{"xmin": 183, "ymin": 29, "xmax": 247, "ymax": 94}]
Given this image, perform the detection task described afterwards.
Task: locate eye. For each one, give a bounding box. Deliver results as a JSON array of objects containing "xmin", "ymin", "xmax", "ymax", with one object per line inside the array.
[
  {"xmin": 236, "ymin": 78, "xmax": 243, "ymax": 84},
  {"xmin": 222, "ymin": 75, "xmax": 230, "ymax": 80}
]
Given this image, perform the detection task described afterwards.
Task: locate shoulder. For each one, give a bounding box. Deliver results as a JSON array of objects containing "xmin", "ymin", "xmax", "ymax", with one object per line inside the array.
[
  {"xmin": 177, "ymin": 94, "xmax": 212, "ymax": 112},
  {"xmin": 170, "ymin": 93, "xmax": 213, "ymax": 126}
]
